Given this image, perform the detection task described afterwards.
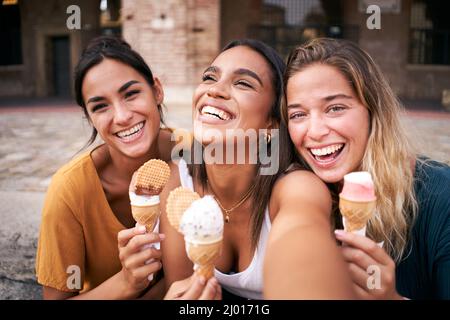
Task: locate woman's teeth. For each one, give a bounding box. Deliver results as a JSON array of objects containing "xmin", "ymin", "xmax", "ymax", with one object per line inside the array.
[
  {"xmin": 116, "ymin": 122, "xmax": 144, "ymax": 139},
  {"xmin": 201, "ymin": 106, "xmax": 231, "ymax": 121},
  {"xmin": 310, "ymin": 144, "xmax": 344, "ymax": 160}
]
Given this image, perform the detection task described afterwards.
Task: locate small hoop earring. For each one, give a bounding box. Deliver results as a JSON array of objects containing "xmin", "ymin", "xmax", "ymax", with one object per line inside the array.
[{"xmin": 265, "ymin": 133, "xmax": 271, "ymax": 144}]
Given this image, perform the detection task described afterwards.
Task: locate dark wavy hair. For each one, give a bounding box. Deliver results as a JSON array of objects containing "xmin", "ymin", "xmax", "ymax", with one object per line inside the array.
[
  {"xmin": 189, "ymin": 39, "xmax": 297, "ymax": 249},
  {"xmin": 74, "ymin": 36, "xmax": 165, "ymax": 148}
]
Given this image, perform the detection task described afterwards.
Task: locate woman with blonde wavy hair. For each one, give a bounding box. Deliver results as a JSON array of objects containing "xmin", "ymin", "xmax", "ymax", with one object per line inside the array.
[{"xmin": 282, "ymin": 38, "xmax": 450, "ymax": 299}]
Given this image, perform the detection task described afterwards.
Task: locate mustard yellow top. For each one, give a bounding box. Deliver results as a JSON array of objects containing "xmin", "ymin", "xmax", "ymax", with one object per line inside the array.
[{"xmin": 35, "ymin": 149, "xmax": 126, "ymax": 292}]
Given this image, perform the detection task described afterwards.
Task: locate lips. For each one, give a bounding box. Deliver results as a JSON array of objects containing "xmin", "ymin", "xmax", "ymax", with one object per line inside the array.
[
  {"xmin": 197, "ymin": 102, "xmax": 235, "ymax": 123},
  {"xmin": 200, "ymin": 105, "xmax": 232, "ymax": 121},
  {"xmin": 114, "ymin": 121, "xmax": 145, "ymax": 141},
  {"xmin": 308, "ymin": 143, "xmax": 345, "ymax": 164}
]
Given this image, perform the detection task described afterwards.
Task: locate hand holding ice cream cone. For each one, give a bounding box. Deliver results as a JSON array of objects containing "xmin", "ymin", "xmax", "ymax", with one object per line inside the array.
[
  {"xmin": 129, "ymin": 159, "xmax": 170, "ymax": 233},
  {"xmin": 128, "ymin": 159, "xmax": 170, "ymax": 281}
]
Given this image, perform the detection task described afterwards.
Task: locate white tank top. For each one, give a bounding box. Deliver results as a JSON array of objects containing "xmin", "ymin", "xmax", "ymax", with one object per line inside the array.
[{"xmin": 177, "ymin": 159, "xmax": 271, "ymax": 300}]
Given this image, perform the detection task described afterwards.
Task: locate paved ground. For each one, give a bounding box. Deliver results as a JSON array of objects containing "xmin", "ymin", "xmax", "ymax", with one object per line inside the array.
[{"xmin": 0, "ymin": 100, "xmax": 448, "ymax": 299}]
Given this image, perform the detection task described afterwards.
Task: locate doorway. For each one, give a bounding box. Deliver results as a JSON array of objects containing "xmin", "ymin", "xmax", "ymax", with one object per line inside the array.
[{"xmin": 51, "ymin": 36, "xmax": 71, "ymax": 97}]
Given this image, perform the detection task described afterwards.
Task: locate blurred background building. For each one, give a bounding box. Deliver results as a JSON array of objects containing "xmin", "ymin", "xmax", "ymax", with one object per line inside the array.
[{"xmin": 1, "ymin": 0, "xmax": 449, "ymax": 106}]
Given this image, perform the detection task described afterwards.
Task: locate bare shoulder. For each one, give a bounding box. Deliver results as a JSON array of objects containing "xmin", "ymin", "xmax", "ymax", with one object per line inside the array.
[
  {"xmin": 268, "ymin": 169, "xmax": 332, "ymax": 228},
  {"xmin": 272, "ymin": 169, "xmax": 331, "ymax": 207},
  {"xmin": 267, "ymin": 169, "xmax": 334, "ymax": 252}
]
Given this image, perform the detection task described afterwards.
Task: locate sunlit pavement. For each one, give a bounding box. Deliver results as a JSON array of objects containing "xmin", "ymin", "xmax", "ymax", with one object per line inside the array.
[{"xmin": 0, "ymin": 100, "xmax": 448, "ymax": 299}]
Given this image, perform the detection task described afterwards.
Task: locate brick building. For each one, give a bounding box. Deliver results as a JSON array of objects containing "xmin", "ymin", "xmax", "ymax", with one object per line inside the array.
[
  {"xmin": 0, "ymin": 0, "xmax": 101, "ymax": 98},
  {"xmin": 1, "ymin": 0, "xmax": 449, "ymax": 106}
]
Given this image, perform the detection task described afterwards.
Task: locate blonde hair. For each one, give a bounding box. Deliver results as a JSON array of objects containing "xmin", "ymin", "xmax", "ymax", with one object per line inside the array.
[{"xmin": 283, "ymin": 38, "xmax": 418, "ymax": 262}]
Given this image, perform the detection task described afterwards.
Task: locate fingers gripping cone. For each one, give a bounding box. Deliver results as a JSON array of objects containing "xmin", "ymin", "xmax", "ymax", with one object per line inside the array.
[
  {"xmin": 339, "ymin": 171, "xmax": 376, "ymax": 234},
  {"xmin": 130, "ymin": 159, "xmax": 170, "ymax": 232}
]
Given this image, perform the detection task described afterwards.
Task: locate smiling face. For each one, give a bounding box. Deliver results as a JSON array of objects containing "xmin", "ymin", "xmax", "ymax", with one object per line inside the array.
[
  {"xmin": 82, "ymin": 58, "xmax": 163, "ymax": 159},
  {"xmin": 192, "ymin": 45, "xmax": 276, "ymax": 146},
  {"xmin": 286, "ymin": 64, "xmax": 370, "ymax": 183}
]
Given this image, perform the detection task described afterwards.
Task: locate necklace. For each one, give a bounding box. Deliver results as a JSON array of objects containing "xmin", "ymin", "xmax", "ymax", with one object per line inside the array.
[{"xmin": 207, "ymin": 180, "xmax": 255, "ymax": 223}]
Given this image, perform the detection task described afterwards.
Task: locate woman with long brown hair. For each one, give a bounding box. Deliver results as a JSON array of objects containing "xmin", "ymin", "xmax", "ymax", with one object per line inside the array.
[{"xmin": 36, "ymin": 36, "xmax": 220, "ymax": 299}]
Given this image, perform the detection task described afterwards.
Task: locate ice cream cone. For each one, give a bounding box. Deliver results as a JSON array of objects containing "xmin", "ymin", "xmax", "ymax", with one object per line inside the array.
[
  {"xmin": 131, "ymin": 202, "xmax": 160, "ymax": 232},
  {"xmin": 179, "ymin": 196, "xmax": 224, "ymax": 279},
  {"xmin": 339, "ymin": 196, "xmax": 376, "ymax": 232},
  {"xmin": 339, "ymin": 171, "xmax": 377, "ymax": 233},
  {"xmin": 129, "ymin": 159, "xmax": 170, "ymax": 232},
  {"xmin": 166, "ymin": 187, "xmax": 200, "ymax": 232},
  {"xmin": 186, "ymin": 239, "xmax": 222, "ymax": 279}
]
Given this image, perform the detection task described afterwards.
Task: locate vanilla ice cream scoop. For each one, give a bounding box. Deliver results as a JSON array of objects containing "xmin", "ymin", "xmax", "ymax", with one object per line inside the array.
[
  {"xmin": 340, "ymin": 171, "xmax": 376, "ymax": 202},
  {"xmin": 129, "ymin": 191, "xmax": 161, "ymax": 234},
  {"xmin": 180, "ymin": 195, "xmax": 224, "ymax": 244},
  {"xmin": 129, "ymin": 191, "xmax": 160, "ymax": 206}
]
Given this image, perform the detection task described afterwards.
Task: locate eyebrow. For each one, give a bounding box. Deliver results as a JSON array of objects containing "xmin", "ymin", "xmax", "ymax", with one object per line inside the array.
[
  {"xmin": 323, "ymin": 94, "xmax": 353, "ymax": 101},
  {"xmin": 203, "ymin": 66, "xmax": 219, "ymax": 74},
  {"xmin": 86, "ymin": 96, "xmax": 105, "ymax": 105},
  {"xmin": 287, "ymin": 93, "xmax": 353, "ymax": 109},
  {"xmin": 203, "ymin": 66, "xmax": 263, "ymax": 86},
  {"xmin": 118, "ymin": 80, "xmax": 140, "ymax": 93},
  {"xmin": 234, "ymin": 68, "xmax": 263, "ymax": 86},
  {"xmin": 86, "ymin": 80, "xmax": 140, "ymax": 105}
]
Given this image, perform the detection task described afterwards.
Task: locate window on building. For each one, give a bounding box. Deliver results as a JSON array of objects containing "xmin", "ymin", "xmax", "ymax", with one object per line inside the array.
[
  {"xmin": 409, "ymin": 0, "xmax": 450, "ymax": 65},
  {"xmin": 100, "ymin": 0, "xmax": 122, "ymax": 36},
  {"xmin": 248, "ymin": 0, "xmax": 357, "ymax": 58},
  {"xmin": 0, "ymin": 1, "xmax": 22, "ymax": 66}
]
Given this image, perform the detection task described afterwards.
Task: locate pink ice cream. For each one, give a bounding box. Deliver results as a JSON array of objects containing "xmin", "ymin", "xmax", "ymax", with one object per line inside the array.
[{"xmin": 340, "ymin": 171, "xmax": 376, "ymax": 202}]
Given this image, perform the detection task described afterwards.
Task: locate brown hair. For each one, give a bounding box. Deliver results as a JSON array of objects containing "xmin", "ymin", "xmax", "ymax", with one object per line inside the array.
[
  {"xmin": 74, "ymin": 36, "xmax": 165, "ymax": 149},
  {"xmin": 189, "ymin": 39, "xmax": 296, "ymax": 249}
]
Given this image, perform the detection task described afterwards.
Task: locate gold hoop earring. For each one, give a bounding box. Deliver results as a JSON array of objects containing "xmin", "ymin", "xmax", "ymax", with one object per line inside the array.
[{"xmin": 265, "ymin": 133, "xmax": 271, "ymax": 144}]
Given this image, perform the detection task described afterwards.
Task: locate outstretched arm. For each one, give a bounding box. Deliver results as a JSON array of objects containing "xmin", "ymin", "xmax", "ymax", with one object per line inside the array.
[{"xmin": 263, "ymin": 171, "xmax": 355, "ymax": 299}]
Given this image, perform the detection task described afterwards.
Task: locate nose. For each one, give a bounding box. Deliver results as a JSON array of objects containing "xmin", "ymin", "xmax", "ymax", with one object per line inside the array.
[
  {"xmin": 113, "ymin": 102, "xmax": 133, "ymax": 125},
  {"xmin": 206, "ymin": 81, "xmax": 230, "ymax": 100},
  {"xmin": 306, "ymin": 114, "xmax": 330, "ymax": 141}
]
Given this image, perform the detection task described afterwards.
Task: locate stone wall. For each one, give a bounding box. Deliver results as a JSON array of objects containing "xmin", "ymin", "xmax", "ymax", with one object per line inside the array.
[
  {"xmin": 2, "ymin": 0, "xmax": 448, "ymax": 103},
  {"xmin": 0, "ymin": 0, "xmax": 100, "ymax": 98},
  {"xmin": 122, "ymin": 0, "xmax": 220, "ymax": 105},
  {"xmin": 342, "ymin": 0, "xmax": 450, "ymax": 101},
  {"xmin": 220, "ymin": 0, "xmax": 262, "ymax": 48}
]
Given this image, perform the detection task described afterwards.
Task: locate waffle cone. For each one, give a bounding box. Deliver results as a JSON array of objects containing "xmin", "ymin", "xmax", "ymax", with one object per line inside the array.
[
  {"xmin": 135, "ymin": 159, "xmax": 170, "ymax": 193},
  {"xmin": 131, "ymin": 202, "xmax": 160, "ymax": 232},
  {"xmin": 186, "ymin": 240, "xmax": 222, "ymax": 279},
  {"xmin": 166, "ymin": 187, "xmax": 200, "ymax": 231},
  {"xmin": 339, "ymin": 196, "xmax": 375, "ymax": 232}
]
